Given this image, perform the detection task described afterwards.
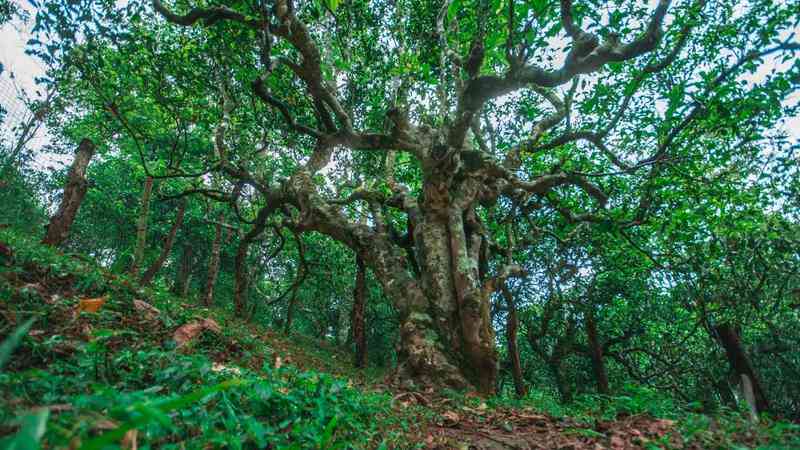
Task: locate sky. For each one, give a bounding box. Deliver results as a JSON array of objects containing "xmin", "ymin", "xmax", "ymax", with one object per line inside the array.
[{"xmin": 0, "ymin": 6, "xmax": 51, "ymax": 154}]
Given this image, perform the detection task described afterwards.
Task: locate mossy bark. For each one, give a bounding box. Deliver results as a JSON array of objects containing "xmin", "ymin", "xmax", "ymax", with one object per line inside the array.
[
  {"xmin": 352, "ymin": 256, "xmax": 368, "ymax": 368},
  {"xmin": 129, "ymin": 176, "xmax": 154, "ymax": 276},
  {"xmin": 203, "ymin": 211, "xmax": 224, "ymax": 307},
  {"xmin": 42, "ymin": 139, "xmax": 95, "ymax": 247}
]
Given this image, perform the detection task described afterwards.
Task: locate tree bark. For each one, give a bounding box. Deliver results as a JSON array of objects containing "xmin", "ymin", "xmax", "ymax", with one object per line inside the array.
[
  {"xmin": 586, "ymin": 308, "xmax": 610, "ymax": 394},
  {"xmin": 714, "ymin": 322, "xmax": 770, "ymax": 413},
  {"xmin": 352, "ymin": 255, "xmax": 368, "ymax": 368},
  {"xmin": 284, "ymin": 289, "xmax": 298, "ymax": 334},
  {"xmin": 42, "ymin": 138, "xmax": 95, "ymax": 246},
  {"xmin": 550, "ymin": 361, "xmax": 572, "ymax": 403},
  {"xmin": 234, "ymin": 207, "xmax": 271, "ymax": 314},
  {"xmin": 203, "ymin": 211, "xmax": 224, "ymax": 307},
  {"xmin": 129, "ymin": 176, "xmax": 154, "ymax": 276},
  {"xmin": 285, "ymin": 171, "xmax": 500, "ymax": 394},
  {"xmin": 173, "ymin": 243, "xmax": 194, "ymax": 297},
  {"xmin": 140, "ymin": 199, "xmax": 187, "ymax": 286},
  {"xmin": 501, "ymin": 285, "xmax": 527, "ymax": 398}
]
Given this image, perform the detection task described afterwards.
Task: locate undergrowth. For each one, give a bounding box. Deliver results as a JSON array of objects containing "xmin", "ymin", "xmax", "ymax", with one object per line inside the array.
[
  {"xmin": 0, "ymin": 229, "xmax": 405, "ymax": 449},
  {"xmin": 1, "ymin": 228, "xmax": 799, "ymax": 449}
]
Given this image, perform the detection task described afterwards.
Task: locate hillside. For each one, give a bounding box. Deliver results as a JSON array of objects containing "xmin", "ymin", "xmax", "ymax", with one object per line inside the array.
[{"xmin": 2, "ymin": 229, "xmax": 799, "ymax": 449}]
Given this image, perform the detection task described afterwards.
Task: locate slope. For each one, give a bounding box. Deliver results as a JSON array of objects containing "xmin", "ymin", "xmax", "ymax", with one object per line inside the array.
[{"xmin": 1, "ymin": 228, "xmax": 798, "ymax": 449}]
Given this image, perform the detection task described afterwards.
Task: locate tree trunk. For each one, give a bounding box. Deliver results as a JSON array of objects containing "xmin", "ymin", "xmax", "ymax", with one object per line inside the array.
[
  {"xmin": 42, "ymin": 138, "xmax": 95, "ymax": 246},
  {"xmin": 284, "ymin": 290, "xmax": 298, "ymax": 334},
  {"xmin": 550, "ymin": 361, "xmax": 572, "ymax": 403},
  {"xmin": 352, "ymin": 255, "xmax": 368, "ymax": 368},
  {"xmin": 364, "ymin": 206, "xmax": 498, "ymax": 394},
  {"xmin": 140, "ymin": 199, "xmax": 187, "ymax": 286},
  {"xmin": 173, "ymin": 243, "xmax": 194, "ymax": 296},
  {"xmin": 586, "ymin": 308, "xmax": 610, "ymax": 394},
  {"xmin": 714, "ymin": 322, "xmax": 770, "ymax": 413},
  {"xmin": 501, "ymin": 286, "xmax": 526, "ymax": 398},
  {"xmin": 287, "ymin": 169, "xmax": 499, "ymax": 393},
  {"xmin": 203, "ymin": 211, "xmax": 224, "ymax": 307},
  {"xmin": 234, "ymin": 208, "xmax": 270, "ymax": 314},
  {"xmin": 129, "ymin": 176, "xmax": 154, "ymax": 276}
]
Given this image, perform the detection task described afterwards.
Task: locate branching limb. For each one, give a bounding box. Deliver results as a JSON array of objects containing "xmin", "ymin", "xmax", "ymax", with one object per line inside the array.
[{"xmin": 152, "ymin": 0, "xmax": 263, "ymax": 28}]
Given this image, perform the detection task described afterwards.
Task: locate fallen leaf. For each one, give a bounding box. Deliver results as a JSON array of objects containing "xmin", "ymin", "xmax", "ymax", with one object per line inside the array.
[
  {"xmin": 516, "ymin": 413, "xmax": 549, "ymax": 426},
  {"xmin": 201, "ymin": 318, "xmax": 222, "ymax": 333},
  {"xmin": 441, "ymin": 410, "xmax": 460, "ymax": 426},
  {"xmin": 94, "ymin": 418, "xmax": 118, "ymax": 430},
  {"xmin": 133, "ymin": 299, "xmax": 160, "ymax": 320},
  {"xmin": 28, "ymin": 404, "xmax": 72, "ymax": 414},
  {"xmin": 81, "ymin": 323, "xmax": 93, "ymax": 340},
  {"xmin": 121, "ymin": 429, "xmax": 138, "ymax": 450},
  {"xmin": 211, "ymin": 362, "xmax": 242, "ymax": 375},
  {"xmin": 78, "ymin": 295, "xmax": 108, "ymax": 313},
  {"xmin": 173, "ymin": 318, "xmax": 222, "ymax": 347},
  {"xmin": 609, "ymin": 434, "xmax": 626, "ymax": 449}
]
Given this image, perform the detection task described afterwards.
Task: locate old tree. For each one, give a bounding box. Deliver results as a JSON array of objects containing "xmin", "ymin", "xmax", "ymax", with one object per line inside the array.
[{"xmin": 34, "ymin": 0, "xmax": 799, "ymax": 393}]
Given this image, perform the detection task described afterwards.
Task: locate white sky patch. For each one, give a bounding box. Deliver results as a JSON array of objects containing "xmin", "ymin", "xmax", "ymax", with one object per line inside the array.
[{"xmin": 0, "ymin": 4, "xmax": 61, "ymax": 169}]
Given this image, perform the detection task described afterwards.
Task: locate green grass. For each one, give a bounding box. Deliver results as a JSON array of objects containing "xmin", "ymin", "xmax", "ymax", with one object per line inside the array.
[
  {"xmin": 0, "ymin": 229, "xmax": 407, "ymax": 449},
  {"xmin": 2, "ymin": 227, "xmax": 799, "ymax": 449}
]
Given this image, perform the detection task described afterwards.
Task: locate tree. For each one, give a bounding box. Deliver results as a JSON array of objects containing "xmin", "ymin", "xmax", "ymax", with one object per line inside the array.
[
  {"xmin": 42, "ymin": 138, "xmax": 96, "ymax": 246},
  {"xmin": 130, "ymin": 176, "xmax": 154, "ymax": 275},
  {"xmin": 352, "ymin": 255, "xmax": 368, "ymax": 368},
  {"xmin": 31, "ymin": 0, "xmax": 800, "ymax": 394},
  {"xmin": 140, "ymin": 198, "xmax": 187, "ymax": 285}
]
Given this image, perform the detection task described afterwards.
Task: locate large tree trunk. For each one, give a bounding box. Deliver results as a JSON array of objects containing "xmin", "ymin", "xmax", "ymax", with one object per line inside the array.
[
  {"xmin": 203, "ymin": 211, "xmax": 224, "ymax": 307},
  {"xmin": 501, "ymin": 286, "xmax": 527, "ymax": 398},
  {"xmin": 129, "ymin": 176, "xmax": 154, "ymax": 276},
  {"xmin": 42, "ymin": 138, "xmax": 95, "ymax": 246},
  {"xmin": 352, "ymin": 255, "xmax": 368, "ymax": 368},
  {"xmin": 140, "ymin": 199, "xmax": 187, "ymax": 286},
  {"xmin": 362, "ymin": 205, "xmax": 498, "ymax": 394},
  {"xmin": 714, "ymin": 322, "xmax": 770, "ymax": 413},
  {"xmin": 288, "ymin": 166, "xmax": 500, "ymax": 394},
  {"xmin": 173, "ymin": 243, "xmax": 194, "ymax": 297},
  {"xmin": 586, "ymin": 308, "xmax": 610, "ymax": 395}
]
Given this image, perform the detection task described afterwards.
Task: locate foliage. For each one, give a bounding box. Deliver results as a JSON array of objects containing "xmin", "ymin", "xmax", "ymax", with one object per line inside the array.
[{"xmin": 0, "ymin": 0, "xmax": 799, "ymax": 446}]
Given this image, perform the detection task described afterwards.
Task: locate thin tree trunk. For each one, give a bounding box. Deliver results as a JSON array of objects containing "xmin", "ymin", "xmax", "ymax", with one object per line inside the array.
[
  {"xmin": 203, "ymin": 211, "xmax": 224, "ymax": 307},
  {"xmin": 140, "ymin": 199, "xmax": 187, "ymax": 286},
  {"xmin": 714, "ymin": 322, "xmax": 770, "ymax": 413},
  {"xmin": 550, "ymin": 361, "xmax": 572, "ymax": 403},
  {"xmin": 501, "ymin": 285, "xmax": 526, "ymax": 398},
  {"xmin": 234, "ymin": 208, "xmax": 270, "ymax": 314},
  {"xmin": 173, "ymin": 243, "xmax": 194, "ymax": 296},
  {"xmin": 129, "ymin": 176, "xmax": 154, "ymax": 276},
  {"xmin": 586, "ymin": 308, "xmax": 610, "ymax": 394},
  {"xmin": 284, "ymin": 290, "xmax": 298, "ymax": 334},
  {"xmin": 352, "ymin": 255, "xmax": 367, "ymax": 368},
  {"xmin": 42, "ymin": 139, "xmax": 95, "ymax": 246}
]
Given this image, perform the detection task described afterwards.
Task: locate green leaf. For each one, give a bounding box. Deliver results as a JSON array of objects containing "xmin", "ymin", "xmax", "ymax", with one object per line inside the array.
[
  {"xmin": 319, "ymin": 415, "xmax": 339, "ymax": 447},
  {"xmin": 1, "ymin": 409, "xmax": 50, "ymax": 450},
  {"xmin": 324, "ymin": 0, "xmax": 340, "ymax": 13},
  {"xmin": 81, "ymin": 379, "xmax": 249, "ymax": 450},
  {"xmin": 0, "ymin": 317, "xmax": 35, "ymax": 371}
]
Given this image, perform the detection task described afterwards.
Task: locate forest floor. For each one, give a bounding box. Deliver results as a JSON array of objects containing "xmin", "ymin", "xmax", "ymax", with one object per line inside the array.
[{"xmin": 1, "ymin": 229, "xmax": 798, "ymax": 449}]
